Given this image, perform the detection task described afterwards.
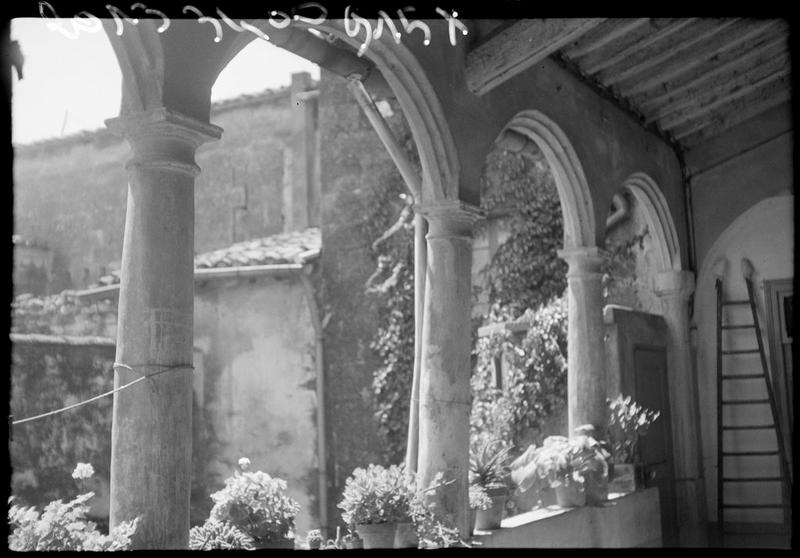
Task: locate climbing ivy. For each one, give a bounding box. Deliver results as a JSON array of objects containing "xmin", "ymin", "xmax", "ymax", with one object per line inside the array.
[
  {"xmin": 477, "ymin": 148, "xmax": 567, "ymax": 318},
  {"xmin": 367, "ymin": 139, "xmax": 571, "ymax": 462}
]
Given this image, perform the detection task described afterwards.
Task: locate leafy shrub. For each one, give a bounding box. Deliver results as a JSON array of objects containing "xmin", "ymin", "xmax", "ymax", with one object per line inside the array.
[
  {"xmin": 8, "ymin": 465, "xmax": 139, "ymax": 552},
  {"xmin": 189, "ymin": 518, "xmax": 255, "ymax": 550},
  {"xmin": 208, "ymin": 458, "xmax": 300, "ymax": 545}
]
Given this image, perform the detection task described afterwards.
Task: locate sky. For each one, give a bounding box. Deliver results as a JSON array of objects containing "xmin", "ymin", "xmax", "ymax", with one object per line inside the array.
[{"xmin": 10, "ymin": 18, "xmax": 321, "ymax": 145}]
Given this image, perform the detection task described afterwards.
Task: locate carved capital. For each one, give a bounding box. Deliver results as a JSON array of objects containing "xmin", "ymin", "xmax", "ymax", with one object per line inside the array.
[
  {"xmin": 106, "ymin": 108, "xmax": 223, "ymax": 177},
  {"xmin": 415, "ymin": 200, "xmax": 485, "ymax": 239}
]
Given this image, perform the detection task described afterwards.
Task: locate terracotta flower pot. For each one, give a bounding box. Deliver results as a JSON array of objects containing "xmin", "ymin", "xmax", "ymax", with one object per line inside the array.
[
  {"xmin": 355, "ymin": 523, "xmax": 396, "ymax": 549},
  {"xmin": 474, "ymin": 488, "xmax": 507, "ymax": 531},
  {"xmin": 554, "ymin": 483, "xmax": 586, "ymax": 508},
  {"xmin": 585, "ymin": 469, "xmax": 609, "ymax": 505},
  {"xmin": 393, "ymin": 521, "xmax": 418, "ymax": 548}
]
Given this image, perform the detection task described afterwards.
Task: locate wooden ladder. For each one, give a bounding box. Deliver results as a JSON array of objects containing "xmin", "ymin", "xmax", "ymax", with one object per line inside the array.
[{"xmin": 715, "ymin": 258, "xmax": 792, "ymax": 533}]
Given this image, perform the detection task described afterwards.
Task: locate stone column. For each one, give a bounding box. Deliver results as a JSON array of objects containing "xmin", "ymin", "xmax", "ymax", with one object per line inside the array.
[
  {"xmin": 654, "ymin": 270, "xmax": 706, "ymax": 537},
  {"xmin": 557, "ymin": 246, "xmax": 607, "ymax": 435},
  {"xmin": 416, "ymin": 200, "xmax": 482, "ymax": 537},
  {"xmin": 106, "ymin": 108, "xmax": 221, "ymax": 549}
]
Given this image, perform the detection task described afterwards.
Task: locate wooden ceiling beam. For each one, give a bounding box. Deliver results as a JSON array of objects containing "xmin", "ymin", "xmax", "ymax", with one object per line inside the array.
[
  {"xmin": 619, "ymin": 19, "xmax": 782, "ymax": 99},
  {"xmin": 645, "ymin": 50, "xmax": 790, "ymax": 124},
  {"xmin": 465, "ymin": 18, "xmax": 605, "ymax": 96},
  {"xmin": 668, "ymin": 74, "xmax": 791, "ymax": 141},
  {"xmin": 629, "ymin": 22, "xmax": 787, "ymax": 107},
  {"xmin": 581, "ymin": 18, "xmax": 696, "ymax": 75},
  {"xmin": 561, "ymin": 18, "xmax": 649, "ymax": 59},
  {"xmin": 600, "ymin": 19, "xmax": 740, "ymax": 87}
]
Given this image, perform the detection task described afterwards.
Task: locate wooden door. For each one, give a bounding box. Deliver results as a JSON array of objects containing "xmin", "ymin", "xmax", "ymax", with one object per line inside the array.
[{"xmin": 633, "ymin": 345, "xmax": 678, "ymax": 546}]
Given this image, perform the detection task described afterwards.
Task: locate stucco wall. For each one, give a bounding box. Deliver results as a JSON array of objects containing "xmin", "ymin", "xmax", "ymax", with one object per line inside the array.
[
  {"xmin": 686, "ymin": 103, "xmax": 793, "ymax": 270},
  {"xmin": 694, "ymin": 195, "xmax": 793, "ymax": 523},
  {"xmin": 193, "ymin": 273, "xmax": 319, "ymax": 535}
]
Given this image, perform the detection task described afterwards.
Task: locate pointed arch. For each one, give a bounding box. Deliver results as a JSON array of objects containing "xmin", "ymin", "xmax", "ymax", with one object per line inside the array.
[
  {"xmin": 503, "ymin": 110, "xmax": 596, "ymax": 249},
  {"xmin": 622, "ymin": 172, "xmax": 682, "ymax": 271}
]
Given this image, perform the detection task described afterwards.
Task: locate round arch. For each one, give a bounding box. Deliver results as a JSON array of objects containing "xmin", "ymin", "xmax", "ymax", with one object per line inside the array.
[
  {"xmin": 501, "ymin": 110, "xmax": 596, "ymax": 250},
  {"xmin": 620, "ymin": 172, "xmax": 682, "ymax": 272}
]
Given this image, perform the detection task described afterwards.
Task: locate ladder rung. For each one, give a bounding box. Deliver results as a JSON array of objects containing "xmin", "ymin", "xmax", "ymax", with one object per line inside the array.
[
  {"xmin": 722, "ymin": 374, "xmax": 765, "ymax": 380},
  {"xmin": 722, "ymin": 477, "xmax": 783, "ymax": 482},
  {"xmin": 721, "ymin": 399, "xmax": 770, "ymax": 405},
  {"xmin": 723, "ymin": 300, "xmax": 751, "ymax": 306},
  {"xmin": 721, "ymin": 504, "xmax": 787, "ymax": 509},
  {"xmin": 721, "ymin": 324, "xmax": 756, "ymax": 330},
  {"xmin": 722, "ymin": 451, "xmax": 779, "ymax": 456},
  {"xmin": 721, "ymin": 349, "xmax": 760, "ymax": 354},
  {"xmin": 722, "ymin": 424, "xmax": 774, "ymax": 430}
]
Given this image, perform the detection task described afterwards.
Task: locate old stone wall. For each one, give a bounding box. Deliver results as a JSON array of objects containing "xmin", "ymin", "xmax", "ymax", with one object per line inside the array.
[{"xmin": 13, "ymin": 86, "xmax": 303, "ymax": 293}]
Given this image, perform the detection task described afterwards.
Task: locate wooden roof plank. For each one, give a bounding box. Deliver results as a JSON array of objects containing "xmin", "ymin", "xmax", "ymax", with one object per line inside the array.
[
  {"xmin": 668, "ymin": 75, "xmax": 791, "ymax": 141},
  {"xmin": 581, "ymin": 18, "xmax": 697, "ymax": 75},
  {"xmin": 645, "ymin": 50, "xmax": 790, "ymax": 124},
  {"xmin": 465, "ymin": 18, "xmax": 605, "ymax": 96},
  {"xmin": 619, "ymin": 19, "xmax": 782, "ymax": 99},
  {"xmin": 681, "ymin": 91, "xmax": 791, "ymax": 147},
  {"xmin": 661, "ymin": 69, "xmax": 790, "ymax": 130},
  {"xmin": 601, "ymin": 19, "xmax": 741, "ymax": 88},
  {"xmin": 627, "ymin": 23, "xmax": 787, "ymax": 105},
  {"xmin": 561, "ymin": 18, "xmax": 650, "ymax": 59}
]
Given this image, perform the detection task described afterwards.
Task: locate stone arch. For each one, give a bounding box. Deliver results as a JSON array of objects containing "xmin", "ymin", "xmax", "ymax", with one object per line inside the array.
[
  {"xmin": 502, "ymin": 110, "xmax": 596, "ymax": 249},
  {"xmin": 211, "ymin": 21, "xmax": 460, "ymax": 204},
  {"xmin": 621, "ymin": 172, "xmax": 682, "ymax": 272}
]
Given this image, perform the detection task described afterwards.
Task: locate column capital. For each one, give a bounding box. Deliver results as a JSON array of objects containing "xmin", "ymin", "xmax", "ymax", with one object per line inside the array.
[
  {"xmin": 557, "ymin": 246, "xmax": 605, "ymax": 278},
  {"xmin": 654, "ymin": 269, "xmax": 695, "ymax": 299},
  {"xmin": 106, "ymin": 108, "xmax": 223, "ymax": 177},
  {"xmin": 415, "ymin": 200, "xmax": 485, "ymax": 238}
]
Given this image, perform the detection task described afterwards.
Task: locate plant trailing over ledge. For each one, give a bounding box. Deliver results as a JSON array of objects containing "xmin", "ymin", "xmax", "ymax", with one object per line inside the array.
[
  {"xmin": 7, "ymin": 462, "xmax": 139, "ymax": 551},
  {"xmin": 510, "ymin": 433, "xmax": 610, "ymax": 493},
  {"xmin": 208, "ymin": 457, "xmax": 300, "ymax": 546},
  {"xmin": 606, "ymin": 395, "xmax": 661, "ymax": 464}
]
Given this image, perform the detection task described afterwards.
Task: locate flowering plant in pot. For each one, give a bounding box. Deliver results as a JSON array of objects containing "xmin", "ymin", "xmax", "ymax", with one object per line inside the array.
[
  {"xmin": 606, "ymin": 395, "xmax": 660, "ymax": 493},
  {"xmin": 337, "ymin": 463, "xmax": 417, "ymax": 549},
  {"xmin": 510, "ymin": 432, "xmax": 610, "ymax": 508},
  {"xmin": 208, "ymin": 457, "xmax": 300, "ymax": 548},
  {"xmin": 469, "ymin": 435, "xmax": 513, "ymax": 530}
]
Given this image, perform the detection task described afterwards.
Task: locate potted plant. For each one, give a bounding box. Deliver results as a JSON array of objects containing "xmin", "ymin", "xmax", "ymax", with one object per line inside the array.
[
  {"xmin": 337, "ymin": 463, "xmax": 416, "ymax": 549},
  {"xmin": 469, "ymin": 435, "xmax": 513, "ymax": 530},
  {"xmin": 606, "ymin": 395, "xmax": 660, "ymax": 494},
  {"xmin": 468, "ymin": 485, "xmax": 493, "ymax": 535},
  {"xmin": 208, "ymin": 457, "xmax": 300, "ymax": 548},
  {"xmin": 510, "ymin": 432, "xmax": 610, "ymax": 508}
]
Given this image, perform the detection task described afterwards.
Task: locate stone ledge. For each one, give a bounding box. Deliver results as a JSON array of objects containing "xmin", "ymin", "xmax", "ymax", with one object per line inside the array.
[{"xmin": 471, "ymin": 488, "xmax": 662, "ymax": 548}]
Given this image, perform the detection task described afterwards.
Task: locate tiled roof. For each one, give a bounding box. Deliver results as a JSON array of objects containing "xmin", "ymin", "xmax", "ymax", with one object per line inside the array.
[
  {"xmin": 84, "ymin": 227, "xmax": 321, "ymax": 289},
  {"xmin": 194, "ymin": 227, "xmax": 321, "ymax": 269}
]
